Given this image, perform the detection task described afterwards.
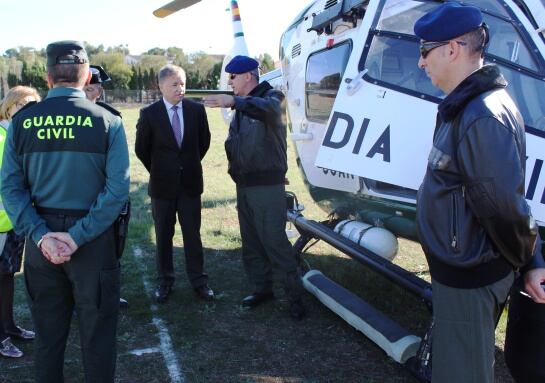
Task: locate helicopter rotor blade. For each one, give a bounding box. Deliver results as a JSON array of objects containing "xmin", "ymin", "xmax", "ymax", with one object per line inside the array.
[{"xmin": 153, "ymin": 0, "xmax": 202, "ymax": 18}]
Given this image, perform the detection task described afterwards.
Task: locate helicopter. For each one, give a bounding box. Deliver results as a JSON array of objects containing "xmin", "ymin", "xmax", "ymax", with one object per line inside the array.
[{"xmin": 154, "ymin": 0, "xmax": 545, "ymax": 381}]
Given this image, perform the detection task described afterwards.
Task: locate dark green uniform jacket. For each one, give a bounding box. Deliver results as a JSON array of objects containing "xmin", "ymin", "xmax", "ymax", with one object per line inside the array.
[{"xmin": 0, "ymin": 87, "xmax": 130, "ymax": 246}]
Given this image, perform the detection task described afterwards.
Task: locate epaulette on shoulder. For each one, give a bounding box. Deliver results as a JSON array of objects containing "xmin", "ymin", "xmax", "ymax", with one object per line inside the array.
[
  {"xmin": 12, "ymin": 101, "xmax": 38, "ymax": 118},
  {"xmin": 96, "ymin": 101, "xmax": 122, "ymax": 117}
]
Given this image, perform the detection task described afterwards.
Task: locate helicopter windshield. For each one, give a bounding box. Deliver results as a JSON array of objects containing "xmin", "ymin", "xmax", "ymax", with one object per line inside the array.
[{"xmin": 361, "ymin": 0, "xmax": 545, "ymax": 131}]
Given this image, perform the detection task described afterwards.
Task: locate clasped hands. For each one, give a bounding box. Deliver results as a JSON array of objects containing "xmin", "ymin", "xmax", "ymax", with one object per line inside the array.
[{"xmin": 39, "ymin": 232, "xmax": 78, "ymax": 265}]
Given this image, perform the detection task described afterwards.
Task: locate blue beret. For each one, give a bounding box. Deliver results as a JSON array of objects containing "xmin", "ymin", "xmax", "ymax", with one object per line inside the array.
[
  {"xmin": 414, "ymin": 2, "xmax": 483, "ymax": 41},
  {"xmin": 225, "ymin": 55, "xmax": 259, "ymax": 74}
]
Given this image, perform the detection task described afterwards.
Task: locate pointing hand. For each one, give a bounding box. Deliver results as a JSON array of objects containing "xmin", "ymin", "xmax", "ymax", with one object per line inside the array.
[{"xmin": 203, "ymin": 95, "xmax": 235, "ymax": 108}]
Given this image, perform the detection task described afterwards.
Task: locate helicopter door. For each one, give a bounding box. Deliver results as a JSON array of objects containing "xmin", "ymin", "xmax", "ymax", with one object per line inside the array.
[
  {"xmin": 317, "ymin": 0, "xmax": 545, "ymax": 223},
  {"xmin": 315, "ymin": 0, "xmax": 439, "ymax": 192}
]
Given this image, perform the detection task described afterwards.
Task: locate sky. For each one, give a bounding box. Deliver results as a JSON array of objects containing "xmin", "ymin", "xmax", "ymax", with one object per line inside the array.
[{"xmin": 0, "ymin": 0, "xmax": 313, "ymax": 60}]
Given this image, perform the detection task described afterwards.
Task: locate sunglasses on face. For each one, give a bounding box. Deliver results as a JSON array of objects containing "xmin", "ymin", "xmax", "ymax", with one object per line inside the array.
[
  {"xmin": 419, "ymin": 40, "xmax": 467, "ymax": 58},
  {"xmin": 229, "ymin": 74, "xmax": 238, "ymax": 80}
]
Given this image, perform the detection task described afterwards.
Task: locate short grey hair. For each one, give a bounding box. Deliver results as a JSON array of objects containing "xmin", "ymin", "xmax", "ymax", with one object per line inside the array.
[
  {"xmin": 460, "ymin": 26, "xmax": 488, "ymax": 57},
  {"xmin": 158, "ymin": 64, "xmax": 186, "ymax": 83},
  {"xmin": 250, "ymin": 68, "xmax": 259, "ymax": 82}
]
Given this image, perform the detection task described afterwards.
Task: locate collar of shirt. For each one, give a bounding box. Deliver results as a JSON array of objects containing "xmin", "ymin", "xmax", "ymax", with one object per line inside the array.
[
  {"xmin": 162, "ymin": 98, "xmax": 184, "ymax": 142},
  {"xmin": 162, "ymin": 98, "xmax": 184, "ymax": 125},
  {"xmin": 162, "ymin": 98, "xmax": 183, "ymax": 112},
  {"xmin": 46, "ymin": 87, "xmax": 86, "ymax": 100}
]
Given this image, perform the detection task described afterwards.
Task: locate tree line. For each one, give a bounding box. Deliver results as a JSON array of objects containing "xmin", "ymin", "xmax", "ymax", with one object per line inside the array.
[{"xmin": 0, "ymin": 44, "xmax": 275, "ymax": 97}]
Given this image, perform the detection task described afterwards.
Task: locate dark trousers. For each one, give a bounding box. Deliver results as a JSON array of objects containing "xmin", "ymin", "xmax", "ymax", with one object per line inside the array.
[
  {"xmin": 505, "ymin": 279, "xmax": 545, "ymax": 383},
  {"xmin": 0, "ymin": 273, "xmax": 15, "ymax": 342},
  {"xmin": 431, "ymin": 272, "xmax": 513, "ymax": 383},
  {"xmin": 151, "ymin": 195, "xmax": 207, "ymax": 288},
  {"xmin": 0, "ymin": 230, "xmax": 26, "ymax": 342},
  {"xmin": 24, "ymin": 214, "xmax": 119, "ymax": 383},
  {"xmin": 236, "ymin": 184, "xmax": 303, "ymax": 301}
]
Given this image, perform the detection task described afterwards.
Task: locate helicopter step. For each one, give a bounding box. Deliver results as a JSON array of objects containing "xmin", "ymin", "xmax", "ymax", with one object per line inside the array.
[{"xmin": 303, "ymin": 269, "xmax": 421, "ymax": 364}]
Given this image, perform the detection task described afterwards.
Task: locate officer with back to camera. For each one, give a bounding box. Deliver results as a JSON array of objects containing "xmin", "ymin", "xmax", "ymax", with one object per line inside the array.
[{"xmin": 0, "ymin": 41, "xmax": 130, "ymax": 382}]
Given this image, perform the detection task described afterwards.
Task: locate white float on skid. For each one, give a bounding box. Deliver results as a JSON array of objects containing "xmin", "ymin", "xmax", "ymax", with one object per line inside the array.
[{"xmin": 335, "ymin": 220, "xmax": 398, "ymax": 261}]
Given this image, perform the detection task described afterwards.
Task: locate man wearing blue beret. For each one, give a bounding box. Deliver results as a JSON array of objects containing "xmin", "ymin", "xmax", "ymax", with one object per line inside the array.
[
  {"xmin": 414, "ymin": 3, "xmax": 538, "ymax": 382},
  {"xmin": 203, "ymin": 55, "xmax": 305, "ymax": 320}
]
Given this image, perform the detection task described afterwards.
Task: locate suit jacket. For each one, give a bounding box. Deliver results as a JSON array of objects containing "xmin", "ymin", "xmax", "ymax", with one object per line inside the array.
[{"xmin": 135, "ymin": 98, "xmax": 210, "ymax": 199}]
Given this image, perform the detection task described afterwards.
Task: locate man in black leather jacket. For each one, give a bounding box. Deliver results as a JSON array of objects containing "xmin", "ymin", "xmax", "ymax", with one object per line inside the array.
[
  {"xmin": 414, "ymin": 3, "xmax": 538, "ymax": 382},
  {"xmin": 203, "ymin": 55, "xmax": 305, "ymax": 320}
]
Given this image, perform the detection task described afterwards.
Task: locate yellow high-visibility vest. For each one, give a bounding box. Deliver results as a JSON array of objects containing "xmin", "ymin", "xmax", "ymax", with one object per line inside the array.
[{"xmin": 0, "ymin": 123, "xmax": 13, "ymax": 232}]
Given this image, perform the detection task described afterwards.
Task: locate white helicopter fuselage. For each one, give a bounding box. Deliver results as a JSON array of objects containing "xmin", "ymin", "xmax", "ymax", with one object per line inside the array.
[
  {"xmin": 280, "ymin": 0, "xmax": 545, "ymax": 238},
  {"xmin": 151, "ymin": 1, "xmax": 545, "ymax": 376}
]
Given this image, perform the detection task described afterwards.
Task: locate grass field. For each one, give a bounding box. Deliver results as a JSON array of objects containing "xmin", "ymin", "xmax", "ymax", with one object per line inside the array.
[{"xmin": 0, "ymin": 106, "xmax": 515, "ymax": 382}]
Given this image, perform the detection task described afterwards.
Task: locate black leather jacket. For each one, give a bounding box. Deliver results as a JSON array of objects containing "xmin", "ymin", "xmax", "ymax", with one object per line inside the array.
[
  {"xmin": 225, "ymin": 81, "xmax": 288, "ymax": 187},
  {"xmin": 417, "ymin": 65, "xmax": 538, "ymax": 288}
]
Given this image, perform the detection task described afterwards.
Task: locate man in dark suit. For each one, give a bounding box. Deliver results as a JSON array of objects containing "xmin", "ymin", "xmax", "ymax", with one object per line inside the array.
[{"xmin": 135, "ymin": 64, "xmax": 213, "ymax": 303}]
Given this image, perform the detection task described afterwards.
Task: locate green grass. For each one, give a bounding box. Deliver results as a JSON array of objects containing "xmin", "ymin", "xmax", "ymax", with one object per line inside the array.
[{"xmin": 0, "ymin": 106, "xmax": 514, "ymax": 382}]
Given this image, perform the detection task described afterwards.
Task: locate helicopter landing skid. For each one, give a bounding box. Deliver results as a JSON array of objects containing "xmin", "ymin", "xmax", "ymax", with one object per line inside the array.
[{"xmin": 287, "ymin": 207, "xmax": 432, "ymax": 382}]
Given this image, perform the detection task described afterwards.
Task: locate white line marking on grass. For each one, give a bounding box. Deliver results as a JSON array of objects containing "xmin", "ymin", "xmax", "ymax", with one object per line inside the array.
[
  {"xmin": 128, "ymin": 347, "xmax": 161, "ymax": 356},
  {"xmin": 134, "ymin": 247, "xmax": 184, "ymax": 383}
]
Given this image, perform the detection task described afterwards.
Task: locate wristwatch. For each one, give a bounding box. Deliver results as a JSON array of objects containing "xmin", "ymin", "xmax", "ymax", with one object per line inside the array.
[{"xmin": 37, "ymin": 236, "xmax": 46, "ymax": 250}]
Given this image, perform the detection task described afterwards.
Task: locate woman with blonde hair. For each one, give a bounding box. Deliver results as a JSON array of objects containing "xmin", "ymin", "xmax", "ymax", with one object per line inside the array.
[
  {"xmin": 0, "ymin": 86, "xmax": 40, "ymax": 122},
  {"xmin": 0, "ymin": 85, "xmax": 40, "ymax": 358}
]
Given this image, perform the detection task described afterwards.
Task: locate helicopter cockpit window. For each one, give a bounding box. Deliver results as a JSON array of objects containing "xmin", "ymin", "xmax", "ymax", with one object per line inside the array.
[
  {"xmin": 495, "ymin": 63, "xmax": 545, "ymax": 132},
  {"xmin": 361, "ymin": 0, "xmax": 545, "ymax": 131},
  {"xmin": 305, "ymin": 41, "xmax": 352, "ymax": 123},
  {"xmin": 375, "ymin": 1, "xmax": 435, "ymax": 35},
  {"xmin": 484, "ymin": 15, "xmax": 538, "ymax": 71},
  {"xmin": 468, "ymin": 0, "xmax": 509, "ymax": 17},
  {"xmin": 375, "ymin": 0, "xmax": 509, "ymax": 34},
  {"xmin": 365, "ymin": 34, "xmax": 444, "ymax": 99},
  {"xmin": 363, "ymin": 0, "xmax": 444, "ymax": 99}
]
